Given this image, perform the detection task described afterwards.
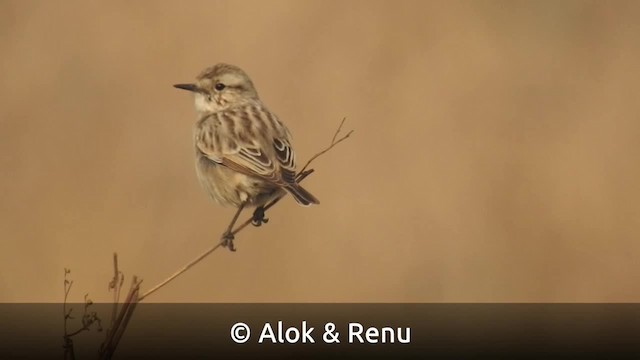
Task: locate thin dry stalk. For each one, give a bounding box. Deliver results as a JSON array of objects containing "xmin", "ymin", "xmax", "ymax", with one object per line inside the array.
[
  {"xmin": 99, "ymin": 276, "xmax": 142, "ymax": 360},
  {"xmin": 63, "ymin": 269, "xmax": 75, "ymax": 360},
  {"xmin": 63, "ymin": 269, "xmax": 102, "ymax": 359},
  {"xmin": 99, "ymin": 253, "xmax": 125, "ymax": 359},
  {"xmin": 108, "ymin": 253, "xmax": 124, "ymax": 328},
  {"xmin": 138, "ymin": 118, "xmax": 353, "ymax": 300},
  {"xmin": 298, "ymin": 117, "xmax": 353, "ymax": 176}
]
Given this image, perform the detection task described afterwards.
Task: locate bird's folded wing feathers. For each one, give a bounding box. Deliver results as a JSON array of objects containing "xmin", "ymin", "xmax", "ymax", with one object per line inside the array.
[{"xmin": 196, "ymin": 123, "xmax": 298, "ymax": 186}]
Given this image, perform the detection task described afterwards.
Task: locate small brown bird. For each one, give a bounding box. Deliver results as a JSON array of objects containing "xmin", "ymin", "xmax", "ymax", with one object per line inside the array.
[{"xmin": 174, "ymin": 63, "xmax": 319, "ymax": 250}]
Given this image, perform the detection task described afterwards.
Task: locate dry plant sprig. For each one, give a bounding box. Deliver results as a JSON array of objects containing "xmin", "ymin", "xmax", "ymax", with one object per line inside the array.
[
  {"xmin": 63, "ymin": 269, "xmax": 103, "ymax": 360},
  {"xmin": 107, "ymin": 253, "xmax": 124, "ymax": 329},
  {"xmin": 138, "ymin": 117, "xmax": 353, "ymax": 301},
  {"xmin": 99, "ymin": 253, "xmax": 128, "ymax": 359},
  {"xmin": 99, "ymin": 268, "xmax": 142, "ymax": 360}
]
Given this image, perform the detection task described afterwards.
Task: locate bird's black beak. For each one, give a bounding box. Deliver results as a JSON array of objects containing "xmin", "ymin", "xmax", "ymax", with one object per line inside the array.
[{"xmin": 173, "ymin": 83, "xmax": 198, "ymax": 92}]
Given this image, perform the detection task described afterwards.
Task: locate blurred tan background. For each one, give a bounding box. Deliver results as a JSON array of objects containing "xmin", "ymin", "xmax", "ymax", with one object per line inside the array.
[{"xmin": 1, "ymin": 0, "xmax": 639, "ymax": 303}]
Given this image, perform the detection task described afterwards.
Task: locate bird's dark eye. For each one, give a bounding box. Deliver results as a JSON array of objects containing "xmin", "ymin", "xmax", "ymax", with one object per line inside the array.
[{"xmin": 215, "ymin": 83, "xmax": 225, "ymax": 91}]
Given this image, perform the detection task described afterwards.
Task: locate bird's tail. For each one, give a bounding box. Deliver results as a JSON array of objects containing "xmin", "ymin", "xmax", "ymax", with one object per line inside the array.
[{"xmin": 284, "ymin": 183, "xmax": 320, "ymax": 206}]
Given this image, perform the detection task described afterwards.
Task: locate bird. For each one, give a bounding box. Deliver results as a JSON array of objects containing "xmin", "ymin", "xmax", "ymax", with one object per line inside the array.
[{"xmin": 174, "ymin": 63, "xmax": 319, "ymax": 251}]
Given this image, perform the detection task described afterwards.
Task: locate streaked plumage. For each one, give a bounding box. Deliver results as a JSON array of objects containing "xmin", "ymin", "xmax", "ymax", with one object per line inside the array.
[{"xmin": 176, "ymin": 63, "xmax": 319, "ymax": 211}]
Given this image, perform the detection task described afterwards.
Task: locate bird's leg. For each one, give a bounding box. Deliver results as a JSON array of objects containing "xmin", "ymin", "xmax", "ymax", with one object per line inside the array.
[
  {"xmin": 251, "ymin": 205, "xmax": 269, "ymax": 227},
  {"xmin": 221, "ymin": 203, "xmax": 246, "ymax": 252}
]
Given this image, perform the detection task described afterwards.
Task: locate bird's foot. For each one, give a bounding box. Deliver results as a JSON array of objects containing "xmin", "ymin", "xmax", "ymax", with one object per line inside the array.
[
  {"xmin": 251, "ymin": 206, "xmax": 269, "ymax": 227},
  {"xmin": 221, "ymin": 231, "xmax": 236, "ymax": 252}
]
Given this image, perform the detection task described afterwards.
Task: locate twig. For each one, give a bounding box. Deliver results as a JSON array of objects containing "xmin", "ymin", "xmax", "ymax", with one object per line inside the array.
[
  {"xmin": 63, "ymin": 269, "xmax": 72, "ymax": 336},
  {"xmin": 108, "ymin": 253, "xmax": 123, "ymax": 329},
  {"xmin": 99, "ymin": 252, "xmax": 125, "ymax": 360},
  {"xmin": 138, "ymin": 170, "xmax": 310, "ymax": 301},
  {"xmin": 298, "ymin": 117, "xmax": 353, "ymax": 176},
  {"xmin": 138, "ymin": 243, "xmax": 224, "ymax": 301},
  {"xmin": 63, "ymin": 272, "xmax": 102, "ymax": 359},
  {"xmin": 99, "ymin": 277, "xmax": 142, "ymax": 360},
  {"xmin": 63, "ymin": 269, "xmax": 74, "ymax": 360},
  {"xmin": 137, "ymin": 117, "xmax": 353, "ymax": 300}
]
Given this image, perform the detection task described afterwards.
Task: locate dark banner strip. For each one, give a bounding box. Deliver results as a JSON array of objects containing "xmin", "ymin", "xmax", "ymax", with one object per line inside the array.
[{"xmin": 1, "ymin": 304, "xmax": 639, "ymax": 359}]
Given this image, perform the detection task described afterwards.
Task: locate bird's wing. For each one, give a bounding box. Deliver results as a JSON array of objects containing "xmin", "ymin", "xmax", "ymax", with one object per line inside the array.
[
  {"xmin": 270, "ymin": 136, "xmax": 297, "ymax": 184},
  {"xmin": 195, "ymin": 108, "xmax": 298, "ymax": 186}
]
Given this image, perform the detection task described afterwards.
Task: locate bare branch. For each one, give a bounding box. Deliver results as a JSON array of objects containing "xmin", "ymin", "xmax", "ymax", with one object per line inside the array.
[
  {"xmin": 63, "ymin": 269, "xmax": 73, "ymax": 335},
  {"xmin": 99, "ymin": 276, "xmax": 142, "ymax": 360},
  {"xmin": 108, "ymin": 253, "xmax": 122, "ymax": 330},
  {"xmin": 135, "ymin": 117, "xmax": 353, "ymax": 300},
  {"xmin": 298, "ymin": 117, "xmax": 353, "ymax": 176},
  {"xmin": 138, "ymin": 243, "xmax": 224, "ymax": 301},
  {"xmin": 63, "ymin": 269, "xmax": 74, "ymax": 360},
  {"xmin": 63, "ymin": 273, "xmax": 102, "ymax": 359}
]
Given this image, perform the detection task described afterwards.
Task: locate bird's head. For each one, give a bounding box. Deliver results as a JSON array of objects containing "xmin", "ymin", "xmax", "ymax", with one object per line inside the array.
[{"xmin": 174, "ymin": 63, "xmax": 259, "ymax": 114}]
